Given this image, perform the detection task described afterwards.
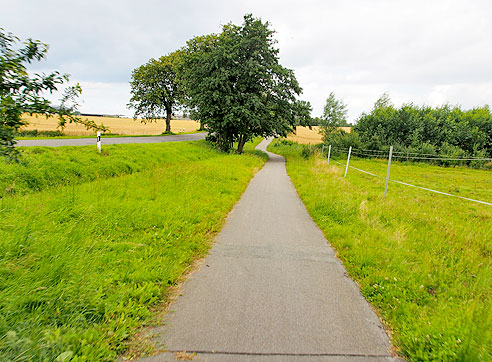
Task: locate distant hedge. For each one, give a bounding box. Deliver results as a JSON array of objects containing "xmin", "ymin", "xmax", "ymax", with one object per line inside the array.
[{"xmin": 322, "ymin": 96, "xmax": 492, "ymax": 167}]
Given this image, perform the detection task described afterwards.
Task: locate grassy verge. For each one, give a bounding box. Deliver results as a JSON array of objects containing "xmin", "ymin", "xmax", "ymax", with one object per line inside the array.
[
  {"xmin": 1, "ymin": 139, "xmax": 226, "ymax": 198},
  {"xmin": 268, "ymin": 140, "xmax": 491, "ymax": 362},
  {"xmin": 0, "ymin": 139, "xmax": 266, "ymax": 361}
]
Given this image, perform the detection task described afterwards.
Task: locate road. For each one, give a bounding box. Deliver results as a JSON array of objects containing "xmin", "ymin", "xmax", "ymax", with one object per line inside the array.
[
  {"xmin": 139, "ymin": 138, "xmax": 402, "ymax": 362},
  {"xmin": 15, "ymin": 132, "xmax": 206, "ymax": 147}
]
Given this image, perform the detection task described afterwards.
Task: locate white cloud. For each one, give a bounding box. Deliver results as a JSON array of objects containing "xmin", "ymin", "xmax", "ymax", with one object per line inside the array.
[
  {"xmin": 77, "ymin": 82, "xmax": 132, "ymax": 116},
  {"xmin": 426, "ymin": 82, "xmax": 492, "ymax": 108},
  {"xmin": 1, "ymin": 0, "xmax": 491, "ymax": 119}
]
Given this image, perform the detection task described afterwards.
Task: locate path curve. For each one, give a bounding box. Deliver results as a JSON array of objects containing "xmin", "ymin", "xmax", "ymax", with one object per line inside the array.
[
  {"xmin": 140, "ymin": 138, "xmax": 402, "ymax": 362},
  {"xmin": 15, "ymin": 132, "xmax": 206, "ymax": 147}
]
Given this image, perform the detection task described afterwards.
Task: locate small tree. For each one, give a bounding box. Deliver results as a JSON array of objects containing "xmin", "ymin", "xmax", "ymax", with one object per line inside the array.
[
  {"xmin": 318, "ymin": 92, "xmax": 349, "ymax": 142},
  {"xmin": 0, "ymin": 28, "xmax": 104, "ymax": 160},
  {"xmin": 321, "ymin": 92, "xmax": 348, "ymax": 128},
  {"xmin": 128, "ymin": 51, "xmax": 183, "ymax": 134},
  {"xmin": 373, "ymin": 92, "xmax": 392, "ymax": 110},
  {"xmin": 180, "ymin": 14, "xmax": 311, "ymax": 153}
]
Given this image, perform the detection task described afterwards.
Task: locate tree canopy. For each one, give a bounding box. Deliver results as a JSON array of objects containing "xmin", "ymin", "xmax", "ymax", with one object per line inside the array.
[
  {"xmin": 0, "ymin": 28, "xmax": 104, "ymax": 160},
  {"xmin": 128, "ymin": 51, "xmax": 183, "ymax": 133},
  {"xmin": 179, "ymin": 14, "xmax": 311, "ymax": 153}
]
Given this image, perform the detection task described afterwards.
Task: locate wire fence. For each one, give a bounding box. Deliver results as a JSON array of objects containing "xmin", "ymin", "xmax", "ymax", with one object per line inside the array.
[
  {"xmin": 350, "ymin": 148, "xmax": 492, "ymax": 162},
  {"xmin": 321, "ymin": 145, "xmax": 492, "ymax": 206}
]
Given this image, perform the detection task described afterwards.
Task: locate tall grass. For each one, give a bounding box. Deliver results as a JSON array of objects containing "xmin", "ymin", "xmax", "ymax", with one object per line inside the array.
[
  {"xmin": 0, "ymin": 140, "xmax": 266, "ymax": 361},
  {"xmin": 269, "ymin": 140, "xmax": 491, "ymax": 362},
  {"xmin": 0, "ymin": 140, "xmax": 237, "ymax": 197}
]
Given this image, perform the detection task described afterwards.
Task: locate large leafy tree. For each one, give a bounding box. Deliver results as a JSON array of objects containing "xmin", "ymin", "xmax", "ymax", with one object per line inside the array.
[
  {"xmin": 128, "ymin": 51, "xmax": 183, "ymax": 134},
  {"xmin": 0, "ymin": 28, "xmax": 103, "ymax": 160},
  {"xmin": 180, "ymin": 14, "xmax": 311, "ymax": 153}
]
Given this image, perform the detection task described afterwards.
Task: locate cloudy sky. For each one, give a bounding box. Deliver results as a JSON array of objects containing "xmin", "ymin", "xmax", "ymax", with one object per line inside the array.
[{"xmin": 2, "ymin": 0, "xmax": 491, "ymax": 122}]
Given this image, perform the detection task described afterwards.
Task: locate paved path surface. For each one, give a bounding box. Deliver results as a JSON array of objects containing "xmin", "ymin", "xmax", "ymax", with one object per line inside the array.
[
  {"xmin": 15, "ymin": 132, "xmax": 206, "ymax": 147},
  {"xmin": 140, "ymin": 138, "xmax": 401, "ymax": 362}
]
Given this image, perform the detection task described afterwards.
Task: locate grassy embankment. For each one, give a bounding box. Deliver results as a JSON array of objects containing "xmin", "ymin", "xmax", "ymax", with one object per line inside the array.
[
  {"xmin": 269, "ymin": 140, "xmax": 491, "ymax": 362},
  {"xmin": 0, "ymin": 139, "xmax": 266, "ymax": 361},
  {"xmin": 18, "ymin": 114, "xmax": 201, "ymax": 138}
]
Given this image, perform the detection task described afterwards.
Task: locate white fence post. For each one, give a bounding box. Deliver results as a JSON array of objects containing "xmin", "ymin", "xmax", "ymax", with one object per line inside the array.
[
  {"xmin": 97, "ymin": 131, "xmax": 101, "ymax": 153},
  {"xmin": 321, "ymin": 145, "xmax": 325, "ymax": 157},
  {"xmin": 344, "ymin": 146, "xmax": 352, "ymax": 177},
  {"xmin": 327, "ymin": 145, "xmax": 332, "ymax": 165},
  {"xmin": 384, "ymin": 146, "xmax": 393, "ymax": 197}
]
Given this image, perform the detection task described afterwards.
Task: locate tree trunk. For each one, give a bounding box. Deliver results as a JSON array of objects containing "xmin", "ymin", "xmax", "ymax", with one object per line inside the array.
[
  {"xmin": 217, "ymin": 133, "xmax": 222, "ymax": 150},
  {"xmin": 165, "ymin": 107, "xmax": 172, "ymax": 133},
  {"xmin": 199, "ymin": 121, "xmax": 205, "ymax": 131},
  {"xmin": 237, "ymin": 134, "xmax": 247, "ymax": 154}
]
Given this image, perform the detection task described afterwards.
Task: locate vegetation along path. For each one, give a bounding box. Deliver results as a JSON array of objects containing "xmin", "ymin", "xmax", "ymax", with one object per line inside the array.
[
  {"xmin": 140, "ymin": 138, "xmax": 402, "ymax": 362},
  {"xmin": 15, "ymin": 132, "xmax": 206, "ymax": 147}
]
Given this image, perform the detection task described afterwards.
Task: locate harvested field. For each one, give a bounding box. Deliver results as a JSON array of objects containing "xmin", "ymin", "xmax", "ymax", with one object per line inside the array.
[{"xmin": 20, "ymin": 114, "xmax": 201, "ymax": 136}]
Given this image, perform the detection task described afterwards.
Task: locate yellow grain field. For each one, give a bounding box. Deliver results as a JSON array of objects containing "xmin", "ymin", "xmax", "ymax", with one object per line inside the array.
[
  {"xmin": 285, "ymin": 126, "xmax": 352, "ymax": 144},
  {"xmin": 286, "ymin": 126, "xmax": 323, "ymax": 144},
  {"xmin": 20, "ymin": 114, "xmax": 201, "ymax": 136}
]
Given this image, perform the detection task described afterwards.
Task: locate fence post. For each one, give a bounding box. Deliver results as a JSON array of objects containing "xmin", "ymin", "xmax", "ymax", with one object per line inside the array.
[
  {"xmin": 344, "ymin": 146, "xmax": 352, "ymax": 177},
  {"xmin": 321, "ymin": 145, "xmax": 325, "ymax": 158},
  {"xmin": 384, "ymin": 146, "xmax": 393, "ymax": 197},
  {"xmin": 327, "ymin": 145, "xmax": 332, "ymax": 165},
  {"xmin": 406, "ymin": 150, "xmax": 409, "ymax": 166},
  {"xmin": 97, "ymin": 131, "xmax": 101, "ymax": 153}
]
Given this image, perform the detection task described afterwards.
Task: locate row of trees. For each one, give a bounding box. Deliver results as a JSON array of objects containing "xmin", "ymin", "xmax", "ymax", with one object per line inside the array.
[
  {"xmin": 0, "ymin": 28, "xmax": 105, "ymax": 160},
  {"xmin": 128, "ymin": 14, "xmax": 312, "ymax": 153},
  {"xmin": 320, "ymin": 93, "xmax": 492, "ymax": 162}
]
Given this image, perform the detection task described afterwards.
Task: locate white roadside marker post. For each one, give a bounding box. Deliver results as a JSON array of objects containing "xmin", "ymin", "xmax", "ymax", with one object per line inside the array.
[
  {"xmin": 327, "ymin": 145, "xmax": 332, "ymax": 165},
  {"xmin": 344, "ymin": 146, "xmax": 352, "ymax": 177},
  {"xmin": 384, "ymin": 146, "xmax": 394, "ymax": 197},
  {"xmin": 97, "ymin": 131, "xmax": 101, "ymax": 153}
]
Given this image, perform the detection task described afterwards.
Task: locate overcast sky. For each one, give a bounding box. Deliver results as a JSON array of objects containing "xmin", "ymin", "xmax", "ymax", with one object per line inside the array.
[{"xmin": 2, "ymin": 0, "xmax": 491, "ymax": 122}]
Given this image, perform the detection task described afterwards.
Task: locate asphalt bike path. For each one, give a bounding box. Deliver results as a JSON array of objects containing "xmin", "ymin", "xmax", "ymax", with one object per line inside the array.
[
  {"xmin": 139, "ymin": 138, "xmax": 402, "ymax": 362},
  {"xmin": 15, "ymin": 132, "xmax": 206, "ymax": 147}
]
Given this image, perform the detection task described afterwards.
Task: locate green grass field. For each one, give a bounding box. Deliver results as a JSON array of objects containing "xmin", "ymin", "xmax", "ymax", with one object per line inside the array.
[
  {"xmin": 268, "ymin": 140, "xmax": 491, "ymax": 362},
  {"xmin": 0, "ymin": 139, "xmax": 266, "ymax": 361}
]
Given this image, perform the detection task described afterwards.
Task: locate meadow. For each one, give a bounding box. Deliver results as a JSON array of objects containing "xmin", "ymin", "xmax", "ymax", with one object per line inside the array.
[
  {"xmin": 19, "ymin": 114, "xmax": 201, "ymax": 136},
  {"xmin": 269, "ymin": 140, "xmax": 491, "ymax": 362},
  {"xmin": 0, "ymin": 140, "xmax": 266, "ymax": 361}
]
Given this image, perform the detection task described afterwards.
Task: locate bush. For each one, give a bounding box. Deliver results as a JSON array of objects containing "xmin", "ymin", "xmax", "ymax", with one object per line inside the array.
[
  {"xmin": 300, "ymin": 145, "xmax": 316, "ymax": 159},
  {"xmin": 354, "ymin": 100, "xmax": 492, "ymax": 158},
  {"xmin": 322, "ymin": 130, "xmax": 362, "ymax": 154},
  {"xmin": 14, "ymin": 130, "xmax": 65, "ymax": 137}
]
